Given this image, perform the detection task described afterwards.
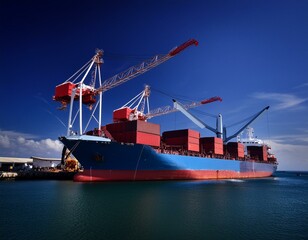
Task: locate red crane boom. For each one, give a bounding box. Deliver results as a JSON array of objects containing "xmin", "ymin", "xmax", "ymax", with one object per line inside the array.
[
  {"xmin": 54, "ymin": 39, "xmax": 198, "ymax": 108},
  {"xmin": 95, "ymin": 39, "xmax": 198, "ymax": 93}
]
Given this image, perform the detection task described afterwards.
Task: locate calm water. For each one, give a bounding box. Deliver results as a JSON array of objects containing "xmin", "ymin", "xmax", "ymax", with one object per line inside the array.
[{"xmin": 1, "ymin": 172, "xmax": 308, "ymax": 240}]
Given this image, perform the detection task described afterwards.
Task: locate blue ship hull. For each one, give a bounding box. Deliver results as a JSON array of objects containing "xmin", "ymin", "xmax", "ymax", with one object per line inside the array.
[{"xmin": 60, "ymin": 135, "xmax": 277, "ymax": 182}]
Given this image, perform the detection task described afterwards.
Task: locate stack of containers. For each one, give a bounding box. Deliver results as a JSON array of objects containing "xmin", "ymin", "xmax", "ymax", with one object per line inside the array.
[
  {"xmin": 162, "ymin": 129, "xmax": 200, "ymax": 152},
  {"xmin": 247, "ymin": 146, "xmax": 268, "ymax": 161},
  {"xmin": 199, "ymin": 137, "xmax": 223, "ymax": 155},
  {"xmin": 106, "ymin": 120, "xmax": 161, "ymax": 147},
  {"xmin": 225, "ymin": 142, "xmax": 245, "ymax": 159}
]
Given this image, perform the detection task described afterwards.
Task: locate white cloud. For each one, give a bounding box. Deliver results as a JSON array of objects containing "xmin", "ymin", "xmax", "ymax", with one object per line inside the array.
[
  {"xmin": 267, "ymin": 140, "xmax": 308, "ymax": 171},
  {"xmin": 294, "ymin": 83, "xmax": 308, "ymax": 89},
  {"xmin": 0, "ymin": 134, "xmax": 10, "ymax": 148},
  {"xmin": 17, "ymin": 137, "xmax": 26, "ymax": 144},
  {"xmin": 263, "ymin": 132, "xmax": 308, "ymax": 171},
  {"xmin": 268, "ymin": 133, "xmax": 308, "ymax": 146},
  {"xmin": 0, "ymin": 130, "xmax": 37, "ymax": 139},
  {"xmin": 252, "ymin": 92, "xmax": 307, "ymax": 110},
  {"xmin": 0, "ymin": 130, "xmax": 63, "ymax": 158},
  {"xmin": 40, "ymin": 138, "xmax": 63, "ymax": 152}
]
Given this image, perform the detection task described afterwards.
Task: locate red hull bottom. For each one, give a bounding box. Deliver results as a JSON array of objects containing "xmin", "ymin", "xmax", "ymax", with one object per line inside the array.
[{"xmin": 74, "ymin": 170, "xmax": 274, "ymax": 182}]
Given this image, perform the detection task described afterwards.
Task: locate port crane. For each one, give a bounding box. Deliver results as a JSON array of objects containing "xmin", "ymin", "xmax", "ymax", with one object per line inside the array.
[
  {"xmin": 173, "ymin": 99, "xmax": 269, "ymax": 143},
  {"xmin": 113, "ymin": 85, "xmax": 222, "ymax": 122},
  {"xmin": 53, "ymin": 39, "xmax": 198, "ymax": 136}
]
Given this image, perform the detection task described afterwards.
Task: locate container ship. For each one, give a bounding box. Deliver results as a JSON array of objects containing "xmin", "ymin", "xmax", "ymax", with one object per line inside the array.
[{"xmin": 54, "ymin": 39, "xmax": 278, "ymax": 182}]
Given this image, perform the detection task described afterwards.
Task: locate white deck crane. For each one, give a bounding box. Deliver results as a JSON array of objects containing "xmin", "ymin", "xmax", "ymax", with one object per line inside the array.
[
  {"xmin": 173, "ymin": 99, "xmax": 269, "ymax": 143},
  {"xmin": 53, "ymin": 39, "xmax": 198, "ymax": 136}
]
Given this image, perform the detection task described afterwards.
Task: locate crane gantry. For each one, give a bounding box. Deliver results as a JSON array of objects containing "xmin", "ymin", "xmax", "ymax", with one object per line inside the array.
[{"xmin": 53, "ymin": 39, "xmax": 198, "ymax": 136}]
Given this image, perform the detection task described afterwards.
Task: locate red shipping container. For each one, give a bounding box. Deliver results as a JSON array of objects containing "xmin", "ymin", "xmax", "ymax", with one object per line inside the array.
[
  {"xmin": 214, "ymin": 147, "xmax": 223, "ymax": 155},
  {"xmin": 226, "ymin": 142, "xmax": 245, "ymax": 158},
  {"xmin": 130, "ymin": 120, "xmax": 160, "ymax": 134},
  {"xmin": 162, "ymin": 129, "xmax": 200, "ymax": 139},
  {"xmin": 106, "ymin": 122, "xmax": 127, "ymax": 133},
  {"xmin": 111, "ymin": 131, "xmax": 160, "ymax": 147},
  {"xmin": 261, "ymin": 146, "xmax": 268, "ymax": 161},
  {"xmin": 89, "ymin": 127, "xmax": 104, "ymax": 136},
  {"xmin": 164, "ymin": 136, "xmax": 199, "ymax": 145},
  {"xmin": 136, "ymin": 132, "xmax": 160, "ymax": 147},
  {"xmin": 247, "ymin": 146, "xmax": 268, "ymax": 161},
  {"xmin": 114, "ymin": 132, "xmax": 134, "ymax": 143},
  {"xmin": 189, "ymin": 138, "xmax": 200, "ymax": 145},
  {"xmin": 202, "ymin": 142, "xmax": 223, "ymax": 148},
  {"xmin": 200, "ymin": 137, "xmax": 223, "ymax": 145},
  {"xmin": 200, "ymin": 137, "xmax": 223, "ymax": 155},
  {"xmin": 164, "ymin": 143, "xmax": 200, "ymax": 152},
  {"xmin": 200, "ymin": 138, "xmax": 223, "ymax": 155},
  {"xmin": 227, "ymin": 149, "xmax": 244, "ymax": 158},
  {"xmin": 54, "ymin": 82, "xmax": 76, "ymax": 99},
  {"xmin": 201, "ymin": 144, "xmax": 223, "ymax": 155},
  {"xmin": 187, "ymin": 143, "xmax": 200, "ymax": 152},
  {"xmin": 106, "ymin": 120, "xmax": 160, "ymax": 135}
]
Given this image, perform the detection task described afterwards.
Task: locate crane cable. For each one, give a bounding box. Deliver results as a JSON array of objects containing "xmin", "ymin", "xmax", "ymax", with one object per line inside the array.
[
  {"xmin": 104, "ymin": 51, "xmax": 153, "ymax": 61},
  {"xmin": 266, "ymin": 111, "xmax": 271, "ymax": 143},
  {"xmin": 151, "ymin": 87, "xmax": 197, "ymax": 103},
  {"xmin": 64, "ymin": 58, "xmax": 93, "ymax": 83},
  {"xmin": 225, "ymin": 112, "xmax": 261, "ymax": 128},
  {"xmin": 151, "ymin": 87, "xmax": 217, "ymax": 118}
]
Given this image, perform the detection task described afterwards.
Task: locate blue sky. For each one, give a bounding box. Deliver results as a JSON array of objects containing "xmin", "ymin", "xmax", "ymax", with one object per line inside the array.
[{"xmin": 0, "ymin": 0, "xmax": 307, "ymax": 170}]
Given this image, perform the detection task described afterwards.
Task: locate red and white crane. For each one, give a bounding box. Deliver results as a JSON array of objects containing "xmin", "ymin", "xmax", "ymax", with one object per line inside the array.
[
  {"xmin": 53, "ymin": 39, "xmax": 198, "ymax": 136},
  {"xmin": 113, "ymin": 85, "xmax": 222, "ymax": 122},
  {"xmin": 96, "ymin": 39, "xmax": 198, "ymax": 94}
]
